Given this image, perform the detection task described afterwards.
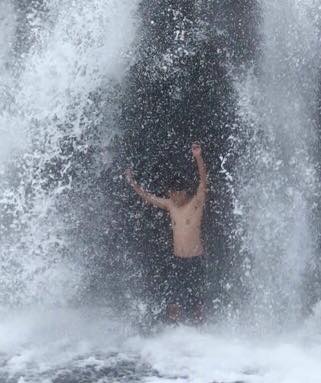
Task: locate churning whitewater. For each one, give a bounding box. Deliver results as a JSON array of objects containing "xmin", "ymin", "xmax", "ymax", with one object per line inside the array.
[{"xmin": 1, "ymin": 0, "xmax": 321, "ymax": 382}]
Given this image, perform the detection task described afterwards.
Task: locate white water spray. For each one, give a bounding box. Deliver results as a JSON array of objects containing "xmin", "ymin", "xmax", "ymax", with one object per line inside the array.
[
  {"xmin": 0, "ymin": 0, "xmax": 139, "ymax": 306},
  {"xmin": 235, "ymin": 0, "xmax": 321, "ymax": 328}
]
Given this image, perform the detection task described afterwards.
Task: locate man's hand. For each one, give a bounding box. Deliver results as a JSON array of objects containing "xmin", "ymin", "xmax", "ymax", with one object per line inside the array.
[
  {"xmin": 192, "ymin": 142, "xmax": 207, "ymax": 198},
  {"xmin": 125, "ymin": 168, "xmax": 134, "ymax": 184},
  {"xmin": 192, "ymin": 142, "xmax": 202, "ymax": 158},
  {"xmin": 125, "ymin": 168, "xmax": 169, "ymax": 210}
]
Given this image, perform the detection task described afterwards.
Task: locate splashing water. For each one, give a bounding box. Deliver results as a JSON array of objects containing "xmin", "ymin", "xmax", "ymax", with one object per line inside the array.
[
  {"xmin": 234, "ymin": 0, "xmax": 321, "ymax": 329},
  {"xmin": 0, "ymin": 0, "xmax": 139, "ymax": 306},
  {"xmin": 1, "ymin": 1, "xmax": 321, "ymax": 383}
]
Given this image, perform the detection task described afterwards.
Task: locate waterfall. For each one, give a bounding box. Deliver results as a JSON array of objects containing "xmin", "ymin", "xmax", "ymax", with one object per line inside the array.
[
  {"xmin": 0, "ymin": 0, "xmax": 139, "ymax": 306},
  {"xmin": 234, "ymin": 0, "xmax": 321, "ymax": 328},
  {"xmin": 2, "ymin": 2, "xmax": 321, "ymax": 382}
]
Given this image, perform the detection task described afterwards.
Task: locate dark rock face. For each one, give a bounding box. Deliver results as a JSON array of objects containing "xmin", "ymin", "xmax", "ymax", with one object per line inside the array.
[
  {"xmin": 10, "ymin": 1, "xmax": 259, "ymax": 315},
  {"xmin": 6, "ymin": 1, "xmax": 259, "ymax": 315},
  {"xmin": 100, "ymin": 1, "xmax": 259, "ymax": 318}
]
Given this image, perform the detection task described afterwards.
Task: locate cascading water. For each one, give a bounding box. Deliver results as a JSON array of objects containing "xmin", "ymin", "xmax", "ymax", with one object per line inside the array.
[
  {"xmin": 0, "ymin": 1, "xmax": 17, "ymax": 160},
  {"xmin": 234, "ymin": 0, "xmax": 321, "ymax": 328},
  {"xmin": 2, "ymin": 1, "xmax": 321, "ymax": 383},
  {"xmin": 0, "ymin": 0, "xmax": 139, "ymax": 306}
]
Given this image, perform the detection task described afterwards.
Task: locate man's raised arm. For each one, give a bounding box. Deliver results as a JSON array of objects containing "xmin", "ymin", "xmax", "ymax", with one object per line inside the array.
[
  {"xmin": 125, "ymin": 169, "xmax": 169, "ymax": 210},
  {"xmin": 192, "ymin": 142, "xmax": 207, "ymax": 197}
]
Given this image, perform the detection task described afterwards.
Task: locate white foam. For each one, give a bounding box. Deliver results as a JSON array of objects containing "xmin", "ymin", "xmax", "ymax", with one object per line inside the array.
[{"xmin": 1, "ymin": 308, "xmax": 321, "ymax": 383}]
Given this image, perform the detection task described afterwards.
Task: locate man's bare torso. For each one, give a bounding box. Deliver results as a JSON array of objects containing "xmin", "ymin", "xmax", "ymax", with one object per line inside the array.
[
  {"xmin": 168, "ymin": 195, "xmax": 204, "ymax": 258},
  {"xmin": 126, "ymin": 142, "xmax": 207, "ymax": 259}
]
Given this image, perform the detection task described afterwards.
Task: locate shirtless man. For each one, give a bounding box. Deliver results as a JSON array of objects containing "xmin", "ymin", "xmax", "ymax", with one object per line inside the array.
[{"xmin": 126, "ymin": 143, "xmax": 207, "ymax": 323}]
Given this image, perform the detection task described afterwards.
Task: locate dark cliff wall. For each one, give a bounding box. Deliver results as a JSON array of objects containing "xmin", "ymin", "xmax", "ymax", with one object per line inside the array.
[
  {"xmin": 101, "ymin": 0, "xmax": 259, "ymax": 318},
  {"xmin": 14, "ymin": 0, "xmax": 259, "ymax": 316}
]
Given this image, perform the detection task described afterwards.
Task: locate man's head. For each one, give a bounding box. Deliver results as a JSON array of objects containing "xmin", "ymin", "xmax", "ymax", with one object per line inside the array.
[
  {"xmin": 167, "ymin": 176, "xmax": 191, "ymax": 206},
  {"xmin": 169, "ymin": 189, "xmax": 189, "ymax": 207}
]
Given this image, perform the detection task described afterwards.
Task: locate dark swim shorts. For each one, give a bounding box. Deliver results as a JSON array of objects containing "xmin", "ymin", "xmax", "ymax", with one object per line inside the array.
[{"xmin": 166, "ymin": 255, "xmax": 207, "ymax": 309}]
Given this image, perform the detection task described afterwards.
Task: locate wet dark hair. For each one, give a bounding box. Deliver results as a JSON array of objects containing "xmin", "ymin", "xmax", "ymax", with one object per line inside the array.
[{"xmin": 168, "ymin": 174, "xmax": 191, "ymax": 193}]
